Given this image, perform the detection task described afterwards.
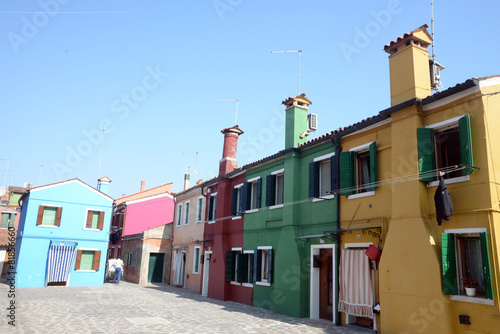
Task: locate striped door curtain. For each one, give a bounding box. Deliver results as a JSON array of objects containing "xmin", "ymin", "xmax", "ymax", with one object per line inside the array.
[
  {"xmin": 338, "ymin": 249, "xmax": 374, "ymax": 319},
  {"xmin": 47, "ymin": 244, "xmax": 77, "ymax": 284}
]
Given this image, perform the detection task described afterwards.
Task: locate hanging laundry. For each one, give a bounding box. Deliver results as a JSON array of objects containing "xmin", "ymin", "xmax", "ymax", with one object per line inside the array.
[{"xmin": 434, "ymin": 177, "xmax": 453, "ymax": 225}]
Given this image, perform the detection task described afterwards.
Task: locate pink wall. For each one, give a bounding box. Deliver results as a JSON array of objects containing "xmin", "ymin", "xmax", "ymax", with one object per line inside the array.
[{"xmin": 123, "ymin": 193, "xmax": 175, "ymax": 236}]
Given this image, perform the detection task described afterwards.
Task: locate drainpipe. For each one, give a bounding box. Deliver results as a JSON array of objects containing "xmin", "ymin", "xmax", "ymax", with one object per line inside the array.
[{"xmin": 332, "ymin": 135, "xmax": 342, "ymax": 326}]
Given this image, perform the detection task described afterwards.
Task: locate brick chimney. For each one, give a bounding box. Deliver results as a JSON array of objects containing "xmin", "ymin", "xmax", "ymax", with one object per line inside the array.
[
  {"xmin": 384, "ymin": 24, "xmax": 433, "ymax": 106},
  {"xmin": 219, "ymin": 125, "xmax": 244, "ymax": 176},
  {"xmin": 140, "ymin": 180, "xmax": 145, "ymax": 192},
  {"xmin": 282, "ymin": 93, "xmax": 312, "ymax": 149}
]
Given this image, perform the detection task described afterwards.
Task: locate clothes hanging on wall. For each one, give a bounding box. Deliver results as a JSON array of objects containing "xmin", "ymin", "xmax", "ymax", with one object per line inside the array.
[{"xmin": 434, "ymin": 177, "xmax": 453, "ymax": 225}]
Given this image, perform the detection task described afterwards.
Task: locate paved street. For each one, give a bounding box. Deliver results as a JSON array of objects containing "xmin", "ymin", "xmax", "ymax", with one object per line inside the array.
[{"xmin": 0, "ymin": 281, "xmax": 372, "ymax": 334}]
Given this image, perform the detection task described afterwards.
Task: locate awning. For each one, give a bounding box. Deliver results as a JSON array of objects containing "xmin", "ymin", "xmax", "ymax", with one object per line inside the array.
[{"xmin": 47, "ymin": 244, "xmax": 77, "ymax": 283}]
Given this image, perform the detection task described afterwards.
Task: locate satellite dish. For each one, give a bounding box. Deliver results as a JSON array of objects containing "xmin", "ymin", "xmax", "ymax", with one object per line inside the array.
[{"xmin": 0, "ymin": 186, "xmax": 6, "ymax": 197}]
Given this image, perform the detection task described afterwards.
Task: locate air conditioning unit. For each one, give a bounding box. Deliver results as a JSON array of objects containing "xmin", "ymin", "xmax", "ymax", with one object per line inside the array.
[
  {"xmin": 429, "ymin": 59, "xmax": 445, "ymax": 89},
  {"xmin": 307, "ymin": 113, "xmax": 317, "ymax": 132}
]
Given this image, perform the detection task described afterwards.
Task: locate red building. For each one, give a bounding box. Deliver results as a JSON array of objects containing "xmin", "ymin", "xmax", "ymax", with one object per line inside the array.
[{"xmin": 201, "ymin": 125, "xmax": 252, "ymax": 305}]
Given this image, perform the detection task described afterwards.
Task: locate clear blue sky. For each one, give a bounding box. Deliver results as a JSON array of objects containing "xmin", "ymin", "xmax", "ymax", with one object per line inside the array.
[{"xmin": 1, "ymin": 0, "xmax": 499, "ymax": 199}]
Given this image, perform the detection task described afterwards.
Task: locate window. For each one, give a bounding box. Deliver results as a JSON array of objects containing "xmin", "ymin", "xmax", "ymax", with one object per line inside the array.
[
  {"xmin": 254, "ymin": 247, "xmax": 273, "ymax": 285},
  {"xmin": 0, "ymin": 212, "xmax": 15, "ymax": 228},
  {"xmin": 339, "ymin": 142, "xmax": 377, "ymax": 196},
  {"xmin": 183, "ymin": 201, "xmax": 190, "ymax": 225},
  {"xmin": 36, "ymin": 205, "xmax": 62, "ymax": 227},
  {"xmin": 442, "ymin": 230, "xmax": 493, "ymax": 300},
  {"xmin": 74, "ymin": 249, "xmax": 101, "ymax": 271},
  {"xmin": 418, "ymin": 115, "xmax": 473, "ymax": 182},
  {"xmin": 241, "ymin": 177, "xmax": 262, "ymax": 212},
  {"xmin": 231, "ymin": 184, "xmax": 244, "ymax": 216},
  {"xmin": 208, "ymin": 193, "xmax": 217, "ymax": 222},
  {"xmin": 176, "ymin": 203, "xmax": 182, "ymax": 226},
  {"xmin": 309, "ymin": 153, "xmax": 336, "ymax": 199},
  {"xmin": 225, "ymin": 249, "xmax": 254, "ymax": 284},
  {"xmin": 85, "ymin": 210, "xmax": 104, "ymax": 230},
  {"xmin": 266, "ymin": 169, "xmax": 284, "ymax": 207},
  {"xmin": 196, "ymin": 196, "xmax": 204, "ymax": 223},
  {"xmin": 127, "ymin": 252, "xmax": 132, "ymax": 266},
  {"xmin": 193, "ymin": 246, "xmax": 200, "ymax": 274}
]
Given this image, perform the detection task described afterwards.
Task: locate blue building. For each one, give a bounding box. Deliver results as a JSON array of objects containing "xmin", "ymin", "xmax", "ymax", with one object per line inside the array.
[{"xmin": 14, "ymin": 178, "xmax": 113, "ymax": 287}]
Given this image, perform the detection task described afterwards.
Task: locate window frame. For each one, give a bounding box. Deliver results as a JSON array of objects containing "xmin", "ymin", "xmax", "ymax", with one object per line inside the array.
[
  {"xmin": 442, "ymin": 228, "xmax": 494, "ymax": 305},
  {"xmin": 310, "ymin": 152, "xmax": 336, "ymax": 201},
  {"xmin": 193, "ymin": 246, "xmax": 200, "ymax": 274},
  {"xmin": 266, "ymin": 169, "xmax": 284, "ymax": 209},
  {"xmin": 225, "ymin": 248, "xmax": 254, "ymax": 287},
  {"xmin": 83, "ymin": 209, "xmax": 105, "ymax": 230},
  {"xmin": 231, "ymin": 183, "xmax": 244, "ymax": 218},
  {"xmin": 339, "ymin": 142, "xmax": 377, "ymax": 199},
  {"xmin": 254, "ymin": 246, "xmax": 273, "ymax": 286},
  {"xmin": 36, "ymin": 205, "xmax": 62, "ymax": 228},
  {"xmin": 208, "ymin": 193, "xmax": 217, "ymax": 223},
  {"xmin": 183, "ymin": 201, "xmax": 190, "ymax": 225},
  {"xmin": 196, "ymin": 196, "xmax": 204, "ymax": 223},
  {"xmin": 176, "ymin": 203, "xmax": 182, "ymax": 227},
  {"xmin": 0, "ymin": 212, "xmax": 16, "ymax": 229},
  {"xmin": 74, "ymin": 248, "xmax": 101, "ymax": 272},
  {"xmin": 243, "ymin": 177, "xmax": 262, "ymax": 213}
]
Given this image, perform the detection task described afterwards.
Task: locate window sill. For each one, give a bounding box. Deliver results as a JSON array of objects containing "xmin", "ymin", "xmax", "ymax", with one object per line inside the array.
[
  {"xmin": 183, "ymin": 223, "xmax": 189, "ymax": 226},
  {"xmin": 192, "ymin": 272, "xmax": 199, "ymax": 275},
  {"xmin": 230, "ymin": 281, "xmax": 241, "ymax": 286},
  {"xmin": 449, "ymin": 295, "xmax": 494, "ymax": 306},
  {"xmin": 427, "ymin": 175, "xmax": 470, "ymax": 187},
  {"xmin": 208, "ymin": 220, "xmax": 216, "ymax": 224},
  {"xmin": 269, "ymin": 204, "xmax": 283, "ymax": 210},
  {"xmin": 38, "ymin": 225, "xmax": 59, "ymax": 228},
  {"xmin": 83, "ymin": 228, "xmax": 102, "ymax": 231},
  {"xmin": 312, "ymin": 195, "xmax": 335, "ymax": 202},
  {"xmin": 255, "ymin": 281, "xmax": 271, "ymax": 287},
  {"xmin": 75, "ymin": 270, "xmax": 97, "ymax": 273},
  {"xmin": 232, "ymin": 216, "xmax": 242, "ymax": 220},
  {"xmin": 348, "ymin": 191, "xmax": 375, "ymax": 199},
  {"xmin": 175, "ymin": 224, "xmax": 181, "ymax": 227},
  {"xmin": 244, "ymin": 209, "xmax": 259, "ymax": 214},
  {"xmin": 242, "ymin": 283, "xmax": 253, "ymax": 288}
]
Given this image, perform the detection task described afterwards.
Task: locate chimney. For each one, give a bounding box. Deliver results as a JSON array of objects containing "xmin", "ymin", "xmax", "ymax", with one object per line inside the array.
[
  {"xmin": 97, "ymin": 176, "xmax": 112, "ymax": 194},
  {"xmin": 140, "ymin": 181, "xmax": 145, "ymax": 192},
  {"xmin": 281, "ymin": 93, "xmax": 312, "ymax": 149},
  {"xmin": 384, "ymin": 24, "xmax": 433, "ymax": 106},
  {"xmin": 219, "ymin": 125, "xmax": 244, "ymax": 176},
  {"xmin": 184, "ymin": 173, "xmax": 190, "ymax": 190}
]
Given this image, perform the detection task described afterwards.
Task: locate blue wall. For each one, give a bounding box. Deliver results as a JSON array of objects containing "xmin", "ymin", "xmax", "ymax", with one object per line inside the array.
[{"xmin": 15, "ymin": 180, "xmax": 113, "ymax": 287}]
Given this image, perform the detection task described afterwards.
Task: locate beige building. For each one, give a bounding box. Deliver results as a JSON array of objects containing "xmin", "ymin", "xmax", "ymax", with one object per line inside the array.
[{"xmin": 170, "ymin": 176, "xmax": 206, "ymax": 292}]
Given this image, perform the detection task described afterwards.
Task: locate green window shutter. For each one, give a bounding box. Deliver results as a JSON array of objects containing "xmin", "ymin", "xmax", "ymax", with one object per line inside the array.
[
  {"xmin": 256, "ymin": 178, "xmax": 262, "ymax": 209},
  {"xmin": 253, "ymin": 249, "xmax": 262, "ymax": 282},
  {"xmin": 8, "ymin": 213, "xmax": 15, "ymax": 228},
  {"xmin": 241, "ymin": 183, "xmax": 249, "ymax": 211},
  {"xmin": 268, "ymin": 249, "xmax": 274, "ymax": 284},
  {"xmin": 231, "ymin": 188, "xmax": 238, "ymax": 216},
  {"xmin": 309, "ymin": 162, "xmax": 319, "ymax": 198},
  {"xmin": 208, "ymin": 196, "xmax": 214, "ymax": 221},
  {"xmin": 0, "ymin": 213, "xmax": 8, "ymax": 228},
  {"xmin": 237, "ymin": 252, "xmax": 248, "ymax": 283},
  {"xmin": 266, "ymin": 175, "xmax": 276, "ymax": 206},
  {"xmin": 339, "ymin": 152, "xmax": 354, "ymax": 196},
  {"xmin": 369, "ymin": 142, "xmax": 378, "ymax": 191},
  {"xmin": 417, "ymin": 128, "xmax": 436, "ymax": 182},
  {"xmin": 330, "ymin": 155, "xmax": 338, "ymax": 195},
  {"xmin": 225, "ymin": 251, "xmax": 235, "ymax": 281},
  {"xmin": 479, "ymin": 232, "xmax": 493, "ymax": 299},
  {"xmin": 248, "ymin": 254, "xmax": 254, "ymax": 284},
  {"xmin": 441, "ymin": 233, "xmax": 458, "ymax": 295},
  {"xmin": 458, "ymin": 115, "xmax": 474, "ymax": 175}
]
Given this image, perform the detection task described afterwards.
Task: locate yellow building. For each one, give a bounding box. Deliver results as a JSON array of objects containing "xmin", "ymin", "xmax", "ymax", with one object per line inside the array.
[{"xmin": 335, "ymin": 25, "xmax": 500, "ymax": 333}]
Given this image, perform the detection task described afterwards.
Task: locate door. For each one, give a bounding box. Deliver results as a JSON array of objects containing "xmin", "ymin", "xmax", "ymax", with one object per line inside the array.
[
  {"xmin": 148, "ymin": 253, "xmax": 164, "ymax": 283},
  {"xmin": 319, "ymin": 248, "xmax": 333, "ymax": 320},
  {"xmin": 202, "ymin": 251, "xmax": 211, "ymax": 297}
]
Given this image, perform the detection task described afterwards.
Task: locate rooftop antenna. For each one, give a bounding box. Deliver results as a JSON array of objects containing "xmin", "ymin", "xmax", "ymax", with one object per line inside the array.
[
  {"xmin": 87, "ymin": 129, "xmax": 105, "ymax": 178},
  {"xmin": 0, "ymin": 159, "xmax": 9, "ymax": 187},
  {"xmin": 215, "ymin": 99, "xmax": 239, "ymax": 125},
  {"xmin": 430, "ymin": 0, "xmax": 444, "ymax": 91},
  {"xmin": 26, "ymin": 164, "xmax": 44, "ymax": 186},
  {"xmin": 271, "ymin": 50, "xmax": 302, "ymax": 95},
  {"xmin": 182, "ymin": 151, "xmax": 199, "ymax": 177}
]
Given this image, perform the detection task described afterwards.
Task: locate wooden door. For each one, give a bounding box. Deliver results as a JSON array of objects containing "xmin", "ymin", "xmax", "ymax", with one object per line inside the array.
[{"xmin": 319, "ymin": 249, "xmax": 333, "ymax": 320}]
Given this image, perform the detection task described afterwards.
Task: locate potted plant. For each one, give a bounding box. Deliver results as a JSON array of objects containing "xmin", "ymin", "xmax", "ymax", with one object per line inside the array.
[{"xmin": 461, "ymin": 277, "xmax": 479, "ymax": 296}]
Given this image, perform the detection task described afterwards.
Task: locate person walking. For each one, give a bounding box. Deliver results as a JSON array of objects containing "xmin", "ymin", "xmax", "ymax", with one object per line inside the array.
[{"xmin": 113, "ymin": 257, "xmax": 124, "ymax": 284}]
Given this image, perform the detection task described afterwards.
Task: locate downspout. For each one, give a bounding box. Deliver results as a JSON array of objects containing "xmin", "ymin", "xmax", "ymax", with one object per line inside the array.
[{"xmin": 332, "ymin": 135, "xmax": 342, "ymax": 326}]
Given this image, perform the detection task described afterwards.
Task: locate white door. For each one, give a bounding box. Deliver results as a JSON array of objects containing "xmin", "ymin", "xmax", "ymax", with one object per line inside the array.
[{"xmin": 201, "ymin": 251, "xmax": 212, "ymax": 297}]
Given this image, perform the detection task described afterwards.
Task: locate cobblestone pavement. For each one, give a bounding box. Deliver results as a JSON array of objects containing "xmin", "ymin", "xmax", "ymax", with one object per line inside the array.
[{"xmin": 0, "ymin": 281, "xmax": 373, "ymax": 334}]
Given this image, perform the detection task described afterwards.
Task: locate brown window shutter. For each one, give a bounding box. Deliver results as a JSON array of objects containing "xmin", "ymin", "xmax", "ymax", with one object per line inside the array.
[
  {"xmin": 98, "ymin": 212, "xmax": 104, "ymax": 230},
  {"xmin": 74, "ymin": 250, "xmax": 83, "ymax": 270},
  {"xmin": 86, "ymin": 211, "xmax": 93, "ymax": 228},
  {"xmin": 36, "ymin": 206, "xmax": 45, "ymax": 225},
  {"xmin": 55, "ymin": 207, "xmax": 62, "ymax": 227},
  {"xmin": 92, "ymin": 251, "xmax": 101, "ymax": 270}
]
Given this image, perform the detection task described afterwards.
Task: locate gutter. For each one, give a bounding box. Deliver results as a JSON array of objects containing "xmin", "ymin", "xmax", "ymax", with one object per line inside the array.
[{"xmin": 331, "ymin": 135, "xmax": 342, "ymax": 326}]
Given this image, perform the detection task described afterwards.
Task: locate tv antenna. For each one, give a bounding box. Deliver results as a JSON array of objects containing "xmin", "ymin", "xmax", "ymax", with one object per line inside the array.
[
  {"xmin": 182, "ymin": 151, "xmax": 199, "ymax": 177},
  {"xmin": 0, "ymin": 159, "xmax": 9, "ymax": 187},
  {"xmin": 271, "ymin": 49, "xmax": 302, "ymax": 95},
  {"xmin": 215, "ymin": 99, "xmax": 239, "ymax": 125},
  {"xmin": 26, "ymin": 164, "xmax": 44, "ymax": 186},
  {"xmin": 430, "ymin": 0, "xmax": 444, "ymax": 91}
]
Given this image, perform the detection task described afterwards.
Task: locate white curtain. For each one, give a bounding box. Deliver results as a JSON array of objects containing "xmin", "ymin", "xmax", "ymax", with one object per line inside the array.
[
  {"xmin": 173, "ymin": 251, "xmax": 185, "ymax": 286},
  {"xmin": 338, "ymin": 249, "xmax": 374, "ymax": 319}
]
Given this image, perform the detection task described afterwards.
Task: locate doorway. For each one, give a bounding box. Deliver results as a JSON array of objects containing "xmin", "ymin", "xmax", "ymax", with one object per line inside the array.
[
  {"xmin": 202, "ymin": 250, "xmax": 212, "ymax": 297},
  {"xmin": 148, "ymin": 253, "xmax": 164, "ymax": 283},
  {"xmin": 310, "ymin": 244, "xmax": 336, "ymax": 323}
]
